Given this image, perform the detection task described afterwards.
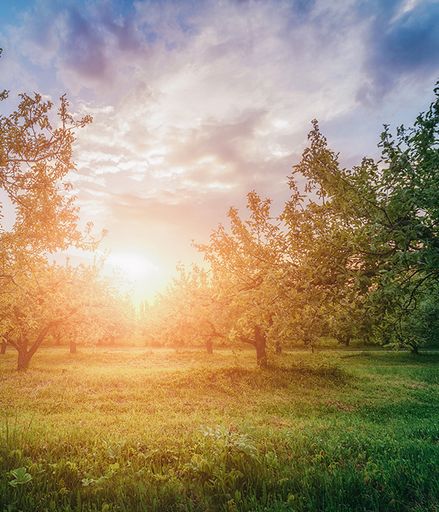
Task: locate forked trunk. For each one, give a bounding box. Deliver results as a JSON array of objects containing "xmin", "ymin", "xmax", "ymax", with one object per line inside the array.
[
  {"xmin": 15, "ymin": 324, "xmax": 54, "ymax": 372},
  {"xmin": 255, "ymin": 326, "xmax": 267, "ymax": 368},
  {"xmin": 0, "ymin": 341, "xmax": 6, "ymax": 355}
]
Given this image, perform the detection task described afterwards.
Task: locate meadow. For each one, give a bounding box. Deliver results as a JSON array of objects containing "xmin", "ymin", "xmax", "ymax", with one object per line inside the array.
[{"xmin": 0, "ymin": 348, "xmax": 438, "ymax": 512}]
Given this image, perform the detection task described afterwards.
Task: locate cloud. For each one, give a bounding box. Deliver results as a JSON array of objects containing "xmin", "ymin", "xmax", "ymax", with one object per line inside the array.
[
  {"xmin": 62, "ymin": 7, "xmax": 109, "ymax": 79},
  {"xmin": 1, "ymin": 0, "xmax": 438, "ymax": 294},
  {"xmin": 358, "ymin": 0, "xmax": 439, "ymax": 103}
]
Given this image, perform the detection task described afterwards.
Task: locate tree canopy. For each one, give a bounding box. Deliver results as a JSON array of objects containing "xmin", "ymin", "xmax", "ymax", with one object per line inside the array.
[{"xmin": 143, "ymin": 83, "xmax": 439, "ymax": 364}]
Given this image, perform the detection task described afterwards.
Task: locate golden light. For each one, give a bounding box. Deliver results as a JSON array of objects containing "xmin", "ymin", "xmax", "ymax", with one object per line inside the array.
[
  {"xmin": 106, "ymin": 252, "xmax": 166, "ymax": 303},
  {"xmin": 107, "ymin": 252, "xmax": 159, "ymax": 281}
]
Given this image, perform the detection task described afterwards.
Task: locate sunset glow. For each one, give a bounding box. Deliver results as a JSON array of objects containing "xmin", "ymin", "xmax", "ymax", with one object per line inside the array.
[
  {"xmin": 1, "ymin": 1, "xmax": 438, "ymax": 511},
  {"xmin": 105, "ymin": 252, "xmax": 164, "ymax": 302},
  {"xmin": 107, "ymin": 253, "xmax": 159, "ymax": 281},
  {"xmin": 1, "ymin": 0, "xmax": 437, "ymax": 301}
]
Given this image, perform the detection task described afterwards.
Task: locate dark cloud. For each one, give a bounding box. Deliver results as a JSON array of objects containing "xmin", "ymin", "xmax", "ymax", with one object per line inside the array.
[
  {"xmin": 358, "ymin": 0, "xmax": 439, "ymax": 103},
  {"xmin": 100, "ymin": 8, "xmax": 142, "ymax": 52},
  {"xmin": 290, "ymin": 0, "xmax": 317, "ymax": 20},
  {"xmin": 20, "ymin": 0, "xmax": 146, "ymax": 82},
  {"xmin": 63, "ymin": 7, "xmax": 108, "ymax": 79}
]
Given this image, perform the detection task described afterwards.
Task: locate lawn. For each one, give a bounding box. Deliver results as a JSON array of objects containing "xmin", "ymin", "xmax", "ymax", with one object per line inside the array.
[{"xmin": 0, "ymin": 347, "xmax": 438, "ymax": 511}]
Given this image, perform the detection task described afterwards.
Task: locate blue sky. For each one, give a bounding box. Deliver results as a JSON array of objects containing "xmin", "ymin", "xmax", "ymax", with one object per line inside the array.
[{"xmin": 1, "ymin": 0, "xmax": 438, "ymax": 297}]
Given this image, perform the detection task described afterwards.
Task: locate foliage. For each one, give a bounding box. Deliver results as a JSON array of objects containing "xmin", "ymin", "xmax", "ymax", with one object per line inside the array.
[
  {"xmin": 277, "ymin": 84, "xmax": 439, "ymax": 353},
  {"xmin": 9, "ymin": 467, "xmax": 32, "ymax": 487},
  {"xmin": 141, "ymin": 264, "xmax": 227, "ymax": 352},
  {"xmin": 145, "ymin": 84, "xmax": 439, "ymax": 363},
  {"xmin": 49, "ymin": 264, "xmax": 137, "ymax": 351},
  {"xmin": 0, "ymin": 89, "xmax": 93, "ymax": 252},
  {"xmin": 0, "ymin": 52, "xmax": 113, "ymax": 369},
  {"xmin": 196, "ymin": 192, "xmax": 287, "ymax": 366}
]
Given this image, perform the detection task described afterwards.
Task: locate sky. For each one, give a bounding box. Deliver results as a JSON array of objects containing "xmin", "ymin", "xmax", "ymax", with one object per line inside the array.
[{"xmin": 1, "ymin": 0, "xmax": 438, "ymax": 300}]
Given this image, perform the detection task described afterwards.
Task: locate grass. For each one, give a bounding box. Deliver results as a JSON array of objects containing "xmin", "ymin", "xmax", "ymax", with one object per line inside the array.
[{"xmin": 0, "ymin": 347, "xmax": 438, "ymax": 511}]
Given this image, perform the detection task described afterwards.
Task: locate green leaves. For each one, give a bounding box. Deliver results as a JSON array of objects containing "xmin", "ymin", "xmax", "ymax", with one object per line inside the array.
[
  {"xmin": 280, "ymin": 82, "xmax": 439, "ymax": 351},
  {"xmin": 9, "ymin": 467, "xmax": 32, "ymax": 487}
]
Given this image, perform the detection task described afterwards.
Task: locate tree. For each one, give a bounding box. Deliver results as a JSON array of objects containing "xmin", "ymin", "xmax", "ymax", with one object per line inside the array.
[
  {"xmin": 277, "ymin": 122, "xmax": 360, "ymax": 350},
  {"xmin": 141, "ymin": 264, "xmax": 228, "ymax": 353},
  {"xmin": 50, "ymin": 265, "xmax": 136, "ymax": 354},
  {"xmin": 197, "ymin": 192, "xmax": 287, "ymax": 367},
  {"xmin": 284, "ymin": 83, "xmax": 439, "ymax": 352},
  {"xmin": 0, "ymin": 51, "xmax": 96, "ymax": 369},
  {"xmin": 0, "ymin": 260, "xmax": 85, "ymax": 370}
]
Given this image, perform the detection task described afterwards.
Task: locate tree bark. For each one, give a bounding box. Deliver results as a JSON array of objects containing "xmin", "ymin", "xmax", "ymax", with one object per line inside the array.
[
  {"xmin": 54, "ymin": 333, "xmax": 62, "ymax": 346},
  {"xmin": 340, "ymin": 336, "xmax": 351, "ymax": 347},
  {"xmin": 15, "ymin": 322, "xmax": 57, "ymax": 371},
  {"xmin": 255, "ymin": 326, "xmax": 267, "ymax": 368},
  {"xmin": 275, "ymin": 340, "xmax": 282, "ymax": 354},
  {"xmin": 0, "ymin": 341, "xmax": 6, "ymax": 354},
  {"xmin": 70, "ymin": 340, "xmax": 77, "ymax": 354},
  {"xmin": 17, "ymin": 349, "xmax": 31, "ymax": 371},
  {"xmin": 206, "ymin": 338, "xmax": 213, "ymax": 354}
]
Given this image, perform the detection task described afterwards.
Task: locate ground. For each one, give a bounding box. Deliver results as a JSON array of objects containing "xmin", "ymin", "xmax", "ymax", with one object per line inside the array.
[{"xmin": 0, "ymin": 347, "xmax": 438, "ymax": 511}]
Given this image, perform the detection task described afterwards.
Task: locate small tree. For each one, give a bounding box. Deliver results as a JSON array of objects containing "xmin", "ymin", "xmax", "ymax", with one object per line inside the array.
[
  {"xmin": 1, "ymin": 261, "xmax": 84, "ymax": 370},
  {"xmin": 141, "ymin": 264, "xmax": 227, "ymax": 352},
  {"xmin": 197, "ymin": 192, "xmax": 286, "ymax": 367},
  {"xmin": 51, "ymin": 267, "xmax": 136, "ymax": 354}
]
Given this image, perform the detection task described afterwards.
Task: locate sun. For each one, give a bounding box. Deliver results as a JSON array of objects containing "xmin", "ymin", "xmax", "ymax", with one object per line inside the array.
[
  {"xmin": 107, "ymin": 252, "xmax": 159, "ymax": 281},
  {"xmin": 105, "ymin": 251, "xmax": 166, "ymax": 302}
]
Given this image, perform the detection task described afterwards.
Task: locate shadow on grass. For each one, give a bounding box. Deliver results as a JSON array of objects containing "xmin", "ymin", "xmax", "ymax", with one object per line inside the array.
[
  {"xmin": 359, "ymin": 397, "xmax": 439, "ymax": 423},
  {"xmin": 164, "ymin": 362, "xmax": 349, "ymax": 393},
  {"xmin": 341, "ymin": 351, "xmax": 439, "ymax": 366}
]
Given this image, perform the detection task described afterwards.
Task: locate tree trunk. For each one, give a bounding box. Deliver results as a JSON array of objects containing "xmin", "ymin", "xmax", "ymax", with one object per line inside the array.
[
  {"xmin": 410, "ymin": 344, "xmax": 419, "ymax": 355},
  {"xmin": 15, "ymin": 323, "xmax": 55, "ymax": 372},
  {"xmin": 0, "ymin": 341, "xmax": 6, "ymax": 355},
  {"xmin": 340, "ymin": 335, "xmax": 351, "ymax": 347},
  {"xmin": 70, "ymin": 340, "xmax": 77, "ymax": 354},
  {"xmin": 255, "ymin": 326, "xmax": 267, "ymax": 368},
  {"xmin": 17, "ymin": 349, "xmax": 31, "ymax": 371},
  {"xmin": 206, "ymin": 338, "xmax": 213, "ymax": 354},
  {"xmin": 275, "ymin": 340, "xmax": 282, "ymax": 354}
]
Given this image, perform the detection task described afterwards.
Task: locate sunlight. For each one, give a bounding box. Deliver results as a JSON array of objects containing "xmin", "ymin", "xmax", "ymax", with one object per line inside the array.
[
  {"xmin": 1, "ymin": 1, "xmax": 438, "ymax": 508},
  {"xmin": 104, "ymin": 251, "xmax": 167, "ymax": 303},
  {"xmin": 107, "ymin": 252, "xmax": 159, "ymax": 281}
]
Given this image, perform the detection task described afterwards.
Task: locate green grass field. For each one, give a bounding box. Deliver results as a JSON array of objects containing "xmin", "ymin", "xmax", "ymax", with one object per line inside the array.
[{"xmin": 1, "ymin": 348, "xmax": 438, "ymax": 511}]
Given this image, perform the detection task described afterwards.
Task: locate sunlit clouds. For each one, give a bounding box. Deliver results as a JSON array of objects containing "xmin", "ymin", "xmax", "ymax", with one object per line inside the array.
[{"xmin": 1, "ymin": 0, "xmax": 438, "ymax": 298}]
